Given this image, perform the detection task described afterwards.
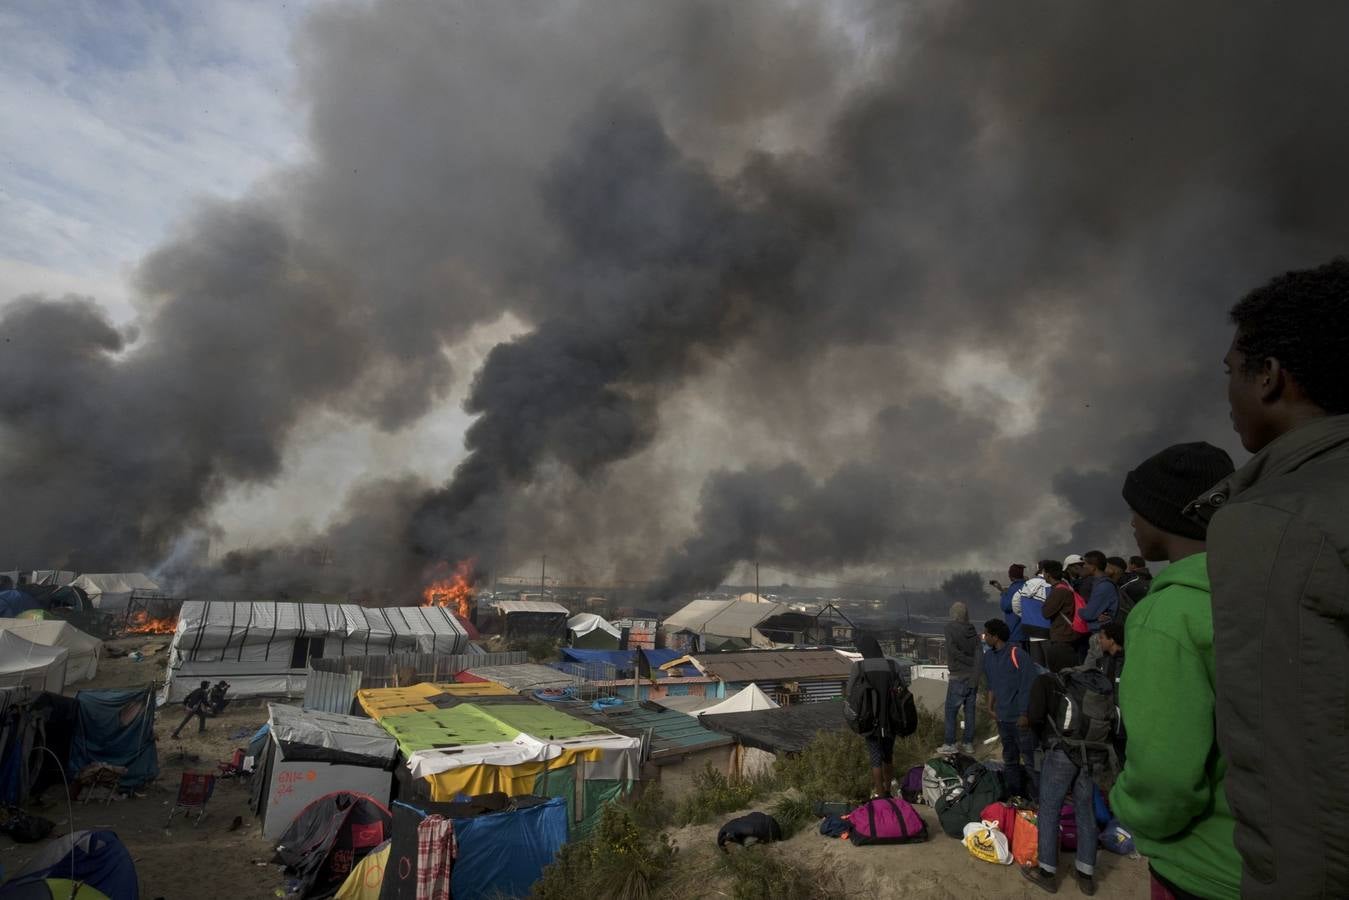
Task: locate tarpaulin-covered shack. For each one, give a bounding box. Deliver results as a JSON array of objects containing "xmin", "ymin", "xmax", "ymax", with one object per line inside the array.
[
  {"xmin": 487, "ymin": 600, "xmax": 569, "ymax": 642},
  {"xmin": 250, "ymin": 703, "xmax": 398, "ymax": 838},
  {"xmin": 162, "ymin": 601, "xmax": 470, "ymax": 701}
]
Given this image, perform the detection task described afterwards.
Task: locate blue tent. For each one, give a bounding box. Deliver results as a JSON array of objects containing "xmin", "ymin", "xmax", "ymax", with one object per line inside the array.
[
  {"xmin": 68, "ymin": 688, "xmax": 158, "ymax": 789},
  {"xmin": 0, "ymin": 830, "xmax": 137, "ymax": 900},
  {"xmin": 0, "ymin": 589, "xmax": 39, "ymax": 618}
]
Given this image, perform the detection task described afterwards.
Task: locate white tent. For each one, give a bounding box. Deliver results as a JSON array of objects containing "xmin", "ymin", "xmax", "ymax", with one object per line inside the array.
[
  {"xmin": 69, "ymin": 573, "xmax": 161, "ymax": 610},
  {"xmin": 0, "ymin": 629, "xmax": 69, "ymax": 693},
  {"xmin": 162, "ymin": 601, "xmax": 471, "ymax": 702},
  {"xmin": 697, "ymin": 683, "xmax": 780, "ymax": 716},
  {"xmin": 0, "ymin": 618, "xmax": 101, "ymax": 683},
  {"xmin": 567, "ymin": 613, "xmax": 621, "ymax": 641}
]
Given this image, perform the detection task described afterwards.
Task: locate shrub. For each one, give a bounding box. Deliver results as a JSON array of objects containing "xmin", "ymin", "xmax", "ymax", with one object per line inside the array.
[
  {"xmin": 533, "ymin": 803, "xmax": 677, "ymax": 900},
  {"xmin": 775, "ymin": 729, "xmax": 871, "ymax": 804},
  {"xmin": 767, "ymin": 794, "xmax": 814, "ymax": 838},
  {"xmin": 718, "ymin": 847, "xmax": 848, "ymax": 900},
  {"xmin": 672, "ymin": 764, "xmax": 777, "ymax": 826},
  {"xmin": 630, "ymin": 782, "xmax": 671, "ymax": 831}
]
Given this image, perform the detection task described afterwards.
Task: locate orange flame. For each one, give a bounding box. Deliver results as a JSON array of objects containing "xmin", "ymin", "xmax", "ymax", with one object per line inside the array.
[
  {"xmin": 124, "ymin": 609, "xmax": 178, "ymax": 635},
  {"xmin": 422, "ymin": 558, "xmax": 475, "ymax": 620}
]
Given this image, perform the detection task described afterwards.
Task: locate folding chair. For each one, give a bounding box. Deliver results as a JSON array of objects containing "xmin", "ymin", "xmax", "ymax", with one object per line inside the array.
[
  {"xmin": 166, "ymin": 772, "xmax": 216, "ymax": 826},
  {"xmin": 217, "ymin": 748, "xmax": 246, "ymax": 778},
  {"xmin": 74, "ymin": 763, "xmax": 127, "ymax": 805}
]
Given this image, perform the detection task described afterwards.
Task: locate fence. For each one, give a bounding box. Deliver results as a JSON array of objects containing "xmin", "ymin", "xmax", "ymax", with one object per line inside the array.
[{"xmin": 553, "ymin": 661, "xmax": 619, "ymax": 703}]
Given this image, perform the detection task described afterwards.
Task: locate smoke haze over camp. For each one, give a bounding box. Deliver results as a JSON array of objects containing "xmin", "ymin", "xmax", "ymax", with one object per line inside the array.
[{"xmin": 4, "ymin": 1, "xmax": 1349, "ymax": 596}]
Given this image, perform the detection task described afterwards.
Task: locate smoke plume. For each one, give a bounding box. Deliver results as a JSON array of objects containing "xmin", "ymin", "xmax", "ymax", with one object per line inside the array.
[{"xmin": 4, "ymin": 1, "xmax": 1349, "ymax": 596}]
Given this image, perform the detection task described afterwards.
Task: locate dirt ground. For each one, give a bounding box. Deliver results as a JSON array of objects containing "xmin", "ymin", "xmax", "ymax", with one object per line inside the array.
[
  {"xmin": 1, "ymin": 639, "xmax": 285, "ymax": 900},
  {"xmin": 667, "ymin": 801, "xmax": 1150, "ymax": 899}
]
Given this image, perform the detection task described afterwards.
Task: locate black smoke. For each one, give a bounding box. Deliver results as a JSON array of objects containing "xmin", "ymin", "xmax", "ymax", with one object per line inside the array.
[{"xmin": 3, "ymin": 1, "xmax": 1349, "ymax": 595}]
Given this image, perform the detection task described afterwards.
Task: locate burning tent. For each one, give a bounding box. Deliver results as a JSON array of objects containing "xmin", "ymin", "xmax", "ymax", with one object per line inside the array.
[{"xmin": 161, "ymin": 601, "xmax": 470, "ymax": 702}]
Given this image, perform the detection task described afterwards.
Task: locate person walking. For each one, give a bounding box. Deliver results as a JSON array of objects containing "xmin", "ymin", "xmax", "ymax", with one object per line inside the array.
[
  {"xmin": 937, "ymin": 601, "xmax": 979, "ymax": 755},
  {"xmin": 981, "ymin": 618, "xmax": 1040, "ymax": 802},
  {"xmin": 1193, "ymin": 259, "xmax": 1349, "ymax": 899},
  {"xmin": 170, "ymin": 681, "xmax": 211, "ymax": 739},
  {"xmin": 1112, "ymin": 441, "xmax": 1241, "ymax": 900}
]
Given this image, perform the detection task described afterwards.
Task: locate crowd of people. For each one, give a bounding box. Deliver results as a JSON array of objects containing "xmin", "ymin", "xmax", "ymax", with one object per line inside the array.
[{"xmin": 927, "ymin": 259, "xmax": 1348, "ymax": 899}]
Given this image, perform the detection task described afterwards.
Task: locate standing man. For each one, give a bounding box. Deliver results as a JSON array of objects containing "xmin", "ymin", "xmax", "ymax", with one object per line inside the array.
[
  {"xmin": 1040, "ymin": 561, "xmax": 1081, "ymax": 673},
  {"xmin": 982, "ymin": 618, "xmax": 1040, "ymax": 802},
  {"xmin": 1118, "ymin": 556, "xmax": 1153, "ymax": 613},
  {"xmin": 993, "ymin": 564, "xmax": 1028, "ymax": 647},
  {"xmin": 1112, "ymin": 442, "xmax": 1241, "ymax": 900},
  {"xmin": 171, "ymin": 681, "xmax": 211, "ymax": 739},
  {"xmin": 1077, "ymin": 550, "xmax": 1120, "ymax": 635},
  {"xmin": 846, "ymin": 634, "xmax": 908, "ymax": 799},
  {"xmin": 938, "ymin": 601, "xmax": 979, "ymax": 756},
  {"xmin": 1193, "ymin": 259, "xmax": 1349, "ymax": 899},
  {"xmin": 1015, "ymin": 561, "xmax": 1055, "ymax": 667}
]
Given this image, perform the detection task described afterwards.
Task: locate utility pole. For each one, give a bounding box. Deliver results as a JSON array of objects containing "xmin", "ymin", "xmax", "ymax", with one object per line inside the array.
[
  {"xmin": 541, "ymin": 555, "xmax": 547, "ymax": 599},
  {"xmin": 755, "ymin": 561, "xmax": 760, "ymax": 601}
]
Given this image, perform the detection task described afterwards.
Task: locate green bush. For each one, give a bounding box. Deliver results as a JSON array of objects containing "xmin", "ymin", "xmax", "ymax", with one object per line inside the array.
[
  {"xmin": 767, "ymin": 794, "xmax": 814, "ymax": 838},
  {"xmin": 717, "ymin": 847, "xmax": 848, "ymax": 900},
  {"xmin": 630, "ymin": 782, "xmax": 672, "ymax": 831},
  {"xmin": 672, "ymin": 764, "xmax": 777, "ymax": 826},
  {"xmin": 775, "ymin": 729, "xmax": 871, "ymax": 804},
  {"xmin": 892, "ymin": 707, "xmax": 947, "ymax": 772},
  {"xmin": 510, "ymin": 636, "xmax": 562, "ymax": 662},
  {"xmin": 533, "ymin": 803, "xmax": 677, "ymax": 900}
]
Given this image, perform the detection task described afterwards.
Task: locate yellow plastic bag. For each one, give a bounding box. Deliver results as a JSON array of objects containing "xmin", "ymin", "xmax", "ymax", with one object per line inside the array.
[{"xmin": 962, "ymin": 822, "xmax": 1013, "ymax": 865}]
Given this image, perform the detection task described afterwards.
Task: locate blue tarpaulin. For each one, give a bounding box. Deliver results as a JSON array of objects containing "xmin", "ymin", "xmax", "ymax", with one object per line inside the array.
[
  {"xmin": 557, "ymin": 647, "xmax": 699, "ymax": 677},
  {"xmin": 3, "ymin": 829, "xmax": 139, "ymax": 900},
  {"xmin": 68, "ymin": 688, "xmax": 158, "ymax": 789},
  {"xmin": 0, "ymin": 589, "xmax": 39, "ymax": 618},
  {"xmin": 451, "ymin": 798, "xmax": 567, "ymax": 900}
]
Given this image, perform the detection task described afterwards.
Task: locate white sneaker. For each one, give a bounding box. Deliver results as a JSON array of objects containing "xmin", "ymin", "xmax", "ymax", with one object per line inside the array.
[
  {"xmin": 960, "ymin": 743, "xmax": 976, "ymax": 755},
  {"xmin": 935, "ymin": 743, "xmax": 958, "ymax": 755}
]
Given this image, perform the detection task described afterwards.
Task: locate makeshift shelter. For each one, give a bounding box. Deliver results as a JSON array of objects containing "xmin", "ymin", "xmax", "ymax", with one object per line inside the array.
[
  {"xmin": 162, "ymin": 601, "xmax": 470, "ymax": 701},
  {"xmin": 354, "ymin": 681, "xmax": 518, "ymax": 721},
  {"xmin": 463, "ymin": 663, "xmax": 575, "ymax": 693},
  {"xmin": 659, "ymin": 599, "xmax": 787, "ymax": 651},
  {"xmin": 691, "ymin": 648, "xmax": 853, "ymax": 703},
  {"xmin": 68, "ymin": 688, "xmax": 158, "ymax": 789},
  {"xmin": 0, "ymin": 631, "xmax": 68, "ymax": 694},
  {"xmin": 364, "ymin": 691, "xmax": 639, "ymax": 832},
  {"xmin": 379, "ymin": 797, "xmax": 567, "ymax": 900},
  {"xmin": 0, "ymin": 618, "xmax": 101, "ymax": 683},
  {"xmin": 698, "ymin": 683, "xmax": 779, "ymax": 715},
  {"xmin": 699, "ymin": 698, "xmax": 849, "ymax": 754},
  {"xmin": 567, "ymin": 613, "xmax": 621, "ymax": 650},
  {"xmin": 487, "ymin": 600, "xmax": 569, "ymax": 641},
  {"xmin": 250, "ymin": 704, "xmax": 398, "ymax": 838},
  {"xmin": 68, "ymin": 574, "xmax": 160, "ymax": 611},
  {"xmin": 275, "ymin": 792, "xmax": 391, "ymax": 899},
  {"xmin": 0, "ymin": 879, "xmax": 109, "ymax": 899},
  {"xmin": 0, "ymin": 830, "xmax": 138, "ymax": 900},
  {"xmin": 559, "ymin": 699, "xmax": 735, "ymax": 794}
]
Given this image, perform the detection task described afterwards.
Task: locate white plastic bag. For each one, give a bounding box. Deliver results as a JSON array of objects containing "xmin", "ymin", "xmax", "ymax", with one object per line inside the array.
[{"xmin": 962, "ymin": 821, "xmax": 1013, "ymax": 865}]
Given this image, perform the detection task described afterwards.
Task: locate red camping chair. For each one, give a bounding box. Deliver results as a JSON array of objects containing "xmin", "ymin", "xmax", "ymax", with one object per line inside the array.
[
  {"xmin": 166, "ymin": 772, "xmax": 216, "ymax": 826},
  {"xmin": 218, "ymin": 748, "xmax": 246, "ymax": 778}
]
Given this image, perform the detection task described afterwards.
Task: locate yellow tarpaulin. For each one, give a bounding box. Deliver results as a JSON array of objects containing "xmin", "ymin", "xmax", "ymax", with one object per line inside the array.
[
  {"xmin": 336, "ymin": 840, "xmax": 390, "ymax": 900},
  {"xmin": 356, "ymin": 681, "xmax": 516, "ymax": 720},
  {"xmin": 422, "ymin": 747, "xmax": 604, "ymax": 800}
]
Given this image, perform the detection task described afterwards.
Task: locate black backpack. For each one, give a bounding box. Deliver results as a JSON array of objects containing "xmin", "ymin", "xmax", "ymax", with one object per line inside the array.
[
  {"xmin": 1047, "ymin": 669, "xmax": 1121, "ymax": 770},
  {"xmin": 845, "ymin": 660, "xmax": 917, "ymax": 738},
  {"xmin": 934, "ymin": 763, "xmax": 1006, "ymax": 838}
]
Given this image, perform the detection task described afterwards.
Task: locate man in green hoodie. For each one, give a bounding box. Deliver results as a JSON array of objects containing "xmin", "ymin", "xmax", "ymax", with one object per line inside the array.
[
  {"xmin": 1110, "ymin": 441, "xmax": 1240, "ymax": 900},
  {"xmin": 1189, "ymin": 259, "xmax": 1349, "ymax": 899}
]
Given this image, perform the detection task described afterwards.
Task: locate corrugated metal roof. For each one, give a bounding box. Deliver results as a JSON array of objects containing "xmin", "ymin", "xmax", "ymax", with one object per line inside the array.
[
  {"xmin": 466, "ymin": 663, "xmax": 575, "ymax": 692},
  {"xmin": 692, "ymin": 648, "xmax": 854, "ymax": 682},
  {"xmin": 489, "ymin": 599, "xmax": 571, "ymax": 615},
  {"xmin": 699, "ymin": 699, "xmax": 849, "ymax": 753},
  {"xmin": 560, "ymin": 700, "xmax": 731, "ymax": 757}
]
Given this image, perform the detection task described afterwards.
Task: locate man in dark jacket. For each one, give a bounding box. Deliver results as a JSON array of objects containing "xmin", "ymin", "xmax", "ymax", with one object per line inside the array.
[
  {"xmin": 1040, "ymin": 561, "xmax": 1081, "ymax": 673},
  {"xmin": 1118, "ymin": 556, "xmax": 1152, "ymax": 612},
  {"xmin": 982, "ymin": 618, "xmax": 1041, "ymax": 801},
  {"xmin": 171, "ymin": 681, "xmax": 211, "ymax": 738},
  {"xmin": 938, "ymin": 601, "xmax": 979, "ymax": 755},
  {"xmin": 1190, "ymin": 258, "xmax": 1349, "ymax": 899},
  {"xmin": 1077, "ymin": 550, "xmax": 1120, "ymax": 634}
]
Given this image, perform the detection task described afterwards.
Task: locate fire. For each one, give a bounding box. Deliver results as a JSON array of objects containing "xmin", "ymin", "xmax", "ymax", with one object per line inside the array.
[
  {"xmin": 422, "ymin": 558, "xmax": 475, "ymax": 620},
  {"xmin": 124, "ymin": 609, "xmax": 178, "ymax": 635}
]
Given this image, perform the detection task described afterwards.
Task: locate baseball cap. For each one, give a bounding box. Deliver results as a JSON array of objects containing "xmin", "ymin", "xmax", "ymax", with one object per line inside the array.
[{"xmin": 1062, "ymin": 554, "xmax": 1085, "ymax": 568}]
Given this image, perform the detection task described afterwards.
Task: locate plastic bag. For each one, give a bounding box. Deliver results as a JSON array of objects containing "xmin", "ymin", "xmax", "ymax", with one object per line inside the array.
[
  {"xmin": 962, "ymin": 822, "xmax": 1013, "ymax": 865},
  {"xmin": 1012, "ymin": 808, "xmax": 1039, "ymax": 866}
]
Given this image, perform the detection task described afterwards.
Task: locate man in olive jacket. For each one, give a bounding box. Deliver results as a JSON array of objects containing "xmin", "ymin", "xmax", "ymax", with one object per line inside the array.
[{"xmin": 1189, "ymin": 259, "xmax": 1349, "ymax": 899}]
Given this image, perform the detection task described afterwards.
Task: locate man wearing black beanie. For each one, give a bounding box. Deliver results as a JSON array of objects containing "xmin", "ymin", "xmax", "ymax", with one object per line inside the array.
[
  {"xmin": 1109, "ymin": 442, "xmax": 1242, "ymax": 900},
  {"xmin": 1189, "ymin": 259, "xmax": 1349, "ymax": 900}
]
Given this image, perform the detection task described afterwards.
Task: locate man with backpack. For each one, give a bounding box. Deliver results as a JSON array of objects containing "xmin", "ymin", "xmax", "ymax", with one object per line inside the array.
[
  {"xmin": 1021, "ymin": 644, "xmax": 1124, "ymax": 897},
  {"xmin": 1111, "ymin": 441, "xmax": 1240, "ymax": 900},
  {"xmin": 1077, "ymin": 550, "xmax": 1120, "ymax": 636},
  {"xmin": 981, "ymin": 618, "xmax": 1041, "ymax": 802},
  {"xmin": 845, "ymin": 634, "xmax": 916, "ymax": 798},
  {"xmin": 1040, "ymin": 561, "xmax": 1082, "ymax": 673},
  {"xmin": 1118, "ymin": 556, "xmax": 1152, "ymax": 614},
  {"xmin": 937, "ymin": 601, "xmax": 980, "ymax": 756}
]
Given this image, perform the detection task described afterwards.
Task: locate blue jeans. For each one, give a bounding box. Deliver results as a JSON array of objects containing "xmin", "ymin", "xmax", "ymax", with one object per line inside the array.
[
  {"xmin": 1037, "ymin": 747, "xmax": 1099, "ymax": 875},
  {"xmin": 944, "ymin": 677, "xmax": 978, "ymax": 745},
  {"xmin": 996, "ymin": 720, "xmax": 1039, "ymax": 801}
]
